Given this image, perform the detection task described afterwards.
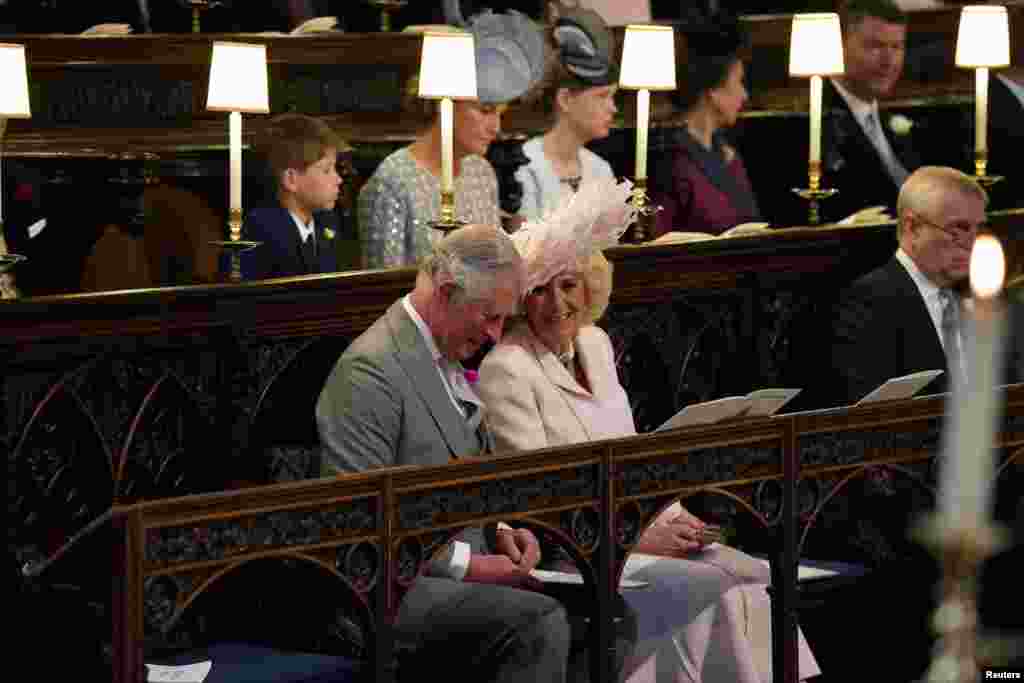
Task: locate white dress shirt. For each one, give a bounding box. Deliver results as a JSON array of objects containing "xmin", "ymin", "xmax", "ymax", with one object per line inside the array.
[
  {"xmin": 289, "ymin": 211, "xmax": 315, "ymax": 243},
  {"xmin": 830, "ymin": 78, "xmax": 908, "ymax": 187},
  {"xmin": 401, "ymin": 294, "xmax": 481, "ymax": 580}
]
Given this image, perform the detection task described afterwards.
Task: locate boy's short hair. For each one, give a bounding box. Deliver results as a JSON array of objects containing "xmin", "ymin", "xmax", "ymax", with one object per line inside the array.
[{"xmin": 257, "ymin": 114, "xmax": 346, "ymax": 189}]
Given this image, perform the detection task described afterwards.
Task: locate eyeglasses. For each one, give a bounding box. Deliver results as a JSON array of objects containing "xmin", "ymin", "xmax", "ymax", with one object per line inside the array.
[{"xmin": 913, "ymin": 213, "xmax": 982, "ymax": 247}]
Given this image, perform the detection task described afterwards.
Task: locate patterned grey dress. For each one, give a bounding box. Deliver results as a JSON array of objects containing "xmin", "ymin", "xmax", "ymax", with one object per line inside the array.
[{"xmin": 357, "ymin": 147, "xmax": 501, "ymax": 269}]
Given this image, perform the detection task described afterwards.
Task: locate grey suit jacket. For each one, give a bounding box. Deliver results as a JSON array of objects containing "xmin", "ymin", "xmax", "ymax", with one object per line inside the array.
[{"xmin": 316, "ymin": 299, "xmax": 491, "ymax": 568}]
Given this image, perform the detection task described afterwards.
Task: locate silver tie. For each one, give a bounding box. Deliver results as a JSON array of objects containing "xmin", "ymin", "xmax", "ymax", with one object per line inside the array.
[
  {"xmin": 864, "ymin": 110, "xmax": 908, "ymax": 187},
  {"xmin": 938, "ymin": 289, "xmax": 963, "ymax": 383}
]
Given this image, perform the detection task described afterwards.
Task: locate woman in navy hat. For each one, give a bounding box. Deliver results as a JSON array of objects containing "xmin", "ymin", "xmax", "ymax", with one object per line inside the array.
[
  {"xmin": 515, "ymin": 4, "xmax": 619, "ymax": 221},
  {"xmin": 357, "ymin": 9, "xmax": 545, "ymax": 269}
]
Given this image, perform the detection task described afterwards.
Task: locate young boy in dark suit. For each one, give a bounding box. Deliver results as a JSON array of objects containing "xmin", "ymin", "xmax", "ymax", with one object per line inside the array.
[{"xmin": 238, "ymin": 114, "xmax": 344, "ymax": 280}]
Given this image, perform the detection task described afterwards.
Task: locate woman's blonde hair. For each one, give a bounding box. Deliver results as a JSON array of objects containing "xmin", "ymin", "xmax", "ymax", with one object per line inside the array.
[{"xmin": 581, "ymin": 250, "xmax": 613, "ymax": 324}]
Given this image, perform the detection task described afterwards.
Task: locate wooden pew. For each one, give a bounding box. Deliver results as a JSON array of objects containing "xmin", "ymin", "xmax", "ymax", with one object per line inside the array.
[
  {"xmin": 4, "ymin": 6, "xmax": 1022, "ymax": 156},
  {"xmin": 110, "ymin": 386, "xmax": 1024, "ymax": 682},
  {"xmin": 6, "ymin": 213, "xmax": 1023, "ymax": 578},
  {"xmin": 3, "ymin": 8, "xmax": 1020, "ymax": 292}
]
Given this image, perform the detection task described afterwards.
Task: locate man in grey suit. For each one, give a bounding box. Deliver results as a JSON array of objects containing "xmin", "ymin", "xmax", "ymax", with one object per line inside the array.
[{"xmin": 317, "ymin": 224, "xmax": 572, "ymax": 681}]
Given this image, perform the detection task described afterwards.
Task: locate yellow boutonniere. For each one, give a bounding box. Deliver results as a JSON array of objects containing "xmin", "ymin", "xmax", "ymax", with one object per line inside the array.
[{"xmin": 323, "ymin": 227, "xmax": 336, "ymax": 240}]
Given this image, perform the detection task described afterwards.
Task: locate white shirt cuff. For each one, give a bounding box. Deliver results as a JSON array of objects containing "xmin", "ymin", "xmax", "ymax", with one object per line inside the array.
[{"xmin": 447, "ymin": 540, "xmax": 471, "ymax": 581}]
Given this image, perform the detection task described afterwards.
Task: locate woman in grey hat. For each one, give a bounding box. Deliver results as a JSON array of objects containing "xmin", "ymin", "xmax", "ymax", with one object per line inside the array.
[
  {"xmin": 515, "ymin": 4, "xmax": 619, "ymax": 221},
  {"xmin": 357, "ymin": 10, "xmax": 545, "ymax": 269}
]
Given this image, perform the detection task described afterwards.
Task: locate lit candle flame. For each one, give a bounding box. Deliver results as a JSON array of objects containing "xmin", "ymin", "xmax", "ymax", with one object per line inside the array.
[{"xmin": 969, "ymin": 235, "xmax": 1004, "ymax": 300}]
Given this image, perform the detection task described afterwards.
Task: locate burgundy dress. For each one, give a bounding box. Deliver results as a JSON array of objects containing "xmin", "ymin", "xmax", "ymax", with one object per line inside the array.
[{"xmin": 649, "ymin": 129, "xmax": 762, "ymax": 237}]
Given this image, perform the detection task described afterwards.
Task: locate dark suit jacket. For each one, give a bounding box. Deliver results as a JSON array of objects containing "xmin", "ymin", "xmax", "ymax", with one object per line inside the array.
[
  {"xmin": 826, "ymin": 257, "xmax": 949, "ymax": 407},
  {"xmin": 235, "ymin": 207, "xmax": 339, "ymax": 280},
  {"xmin": 818, "ymin": 79, "xmax": 923, "ymax": 224},
  {"xmin": 825, "ymin": 256, "xmax": 1024, "ymax": 408}
]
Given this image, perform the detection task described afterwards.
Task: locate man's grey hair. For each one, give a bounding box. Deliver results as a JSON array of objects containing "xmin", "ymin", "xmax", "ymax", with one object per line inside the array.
[
  {"xmin": 421, "ymin": 224, "xmax": 523, "ymax": 303},
  {"xmin": 896, "ymin": 166, "xmax": 988, "ymax": 236}
]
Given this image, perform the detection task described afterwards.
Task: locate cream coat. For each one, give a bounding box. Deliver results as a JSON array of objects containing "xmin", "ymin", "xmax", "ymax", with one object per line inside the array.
[
  {"xmin": 478, "ymin": 322, "xmax": 635, "ymax": 453},
  {"xmin": 479, "ymin": 321, "xmax": 821, "ymax": 683}
]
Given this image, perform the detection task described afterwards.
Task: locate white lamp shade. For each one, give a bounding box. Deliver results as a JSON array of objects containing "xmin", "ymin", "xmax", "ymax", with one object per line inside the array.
[
  {"xmin": 206, "ymin": 42, "xmax": 270, "ymax": 113},
  {"xmin": 789, "ymin": 13, "xmax": 845, "ymax": 77},
  {"xmin": 619, "ymin": 25, "xmax": 676, "ymax": 91},
  {"xmin": 0, "ymin": 44, "xmax": 31, "ymax": 118},
  {"xmin": 956, "ymin": 5, "xmax": 1010, "ymax": 68},
  {"xmin": 418, "ymin": 31, "xmax": 478, "ymax": 100}
]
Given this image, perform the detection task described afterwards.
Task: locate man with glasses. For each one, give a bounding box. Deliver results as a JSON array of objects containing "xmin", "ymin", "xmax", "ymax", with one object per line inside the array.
[
  {"xmin": 813, "ymin": 166, "xmax": 1022, "ymax": 682},
  {"xmin": 826, "ymin": 166, "xmax": 986, "ymax": 407}
]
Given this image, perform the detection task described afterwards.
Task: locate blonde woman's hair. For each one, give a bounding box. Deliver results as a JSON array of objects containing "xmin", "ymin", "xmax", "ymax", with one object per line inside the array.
[{"xmin": 582, "ymin": 250, "xmax": 613, "ymax": 324}]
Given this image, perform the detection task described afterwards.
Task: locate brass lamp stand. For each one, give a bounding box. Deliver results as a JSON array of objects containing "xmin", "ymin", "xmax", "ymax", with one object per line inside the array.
[
  {"xmin": 972, "ymin": 154, "xmax": 1003, "ymax": 190},
  {"xmin": 428, "ymin": 190, "xmax": 466, "ymax": 233},
  {"xmin": 211, "ymin": 208, "xmax": 261, "ymax": 283},
  {"xmin": 955, "ymin": 6, "xmax": 1009, "ymax": 191},
  {"xmin": 367, "ymin": 0, "xmax": 407, "ymax": 32},
  {"xmin": 792, "ymin": 161, "xmax": 838, "ymax": 226},
  {"xmin": 627, "ymin": 179, "xmax": 661, "ymax": 244}
]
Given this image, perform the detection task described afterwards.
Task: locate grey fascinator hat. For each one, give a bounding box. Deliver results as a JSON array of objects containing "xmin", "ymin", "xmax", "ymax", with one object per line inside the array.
[
  {"xmin": 552, "ymin": 7, "xmax": 617, "ymax": 88},
  {"xmin": 444, "ymin": 2, "xmax": 546, "ymax": 105}
]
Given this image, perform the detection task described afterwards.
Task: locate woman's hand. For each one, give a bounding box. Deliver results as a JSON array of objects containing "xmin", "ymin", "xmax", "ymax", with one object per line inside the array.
[{"xmin": 634, "ymin": 519, "xmax": 707, "ymax": 557}]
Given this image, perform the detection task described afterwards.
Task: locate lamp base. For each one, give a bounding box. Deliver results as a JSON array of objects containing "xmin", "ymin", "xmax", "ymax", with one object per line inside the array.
[
  {"xmin": 210, "ymin": 239, "xmax": 261, "ymax": 283},
  {"xmin": 367, "ymin": 0, "xmax": 407, "ymax": 31},
  {"xmin": 792, "ymin": 187, "xmax": 839, "ymax": 226},
  {"xmin": 427, "ymin": 218, "xmax": 468, "ymax": 234},
  {"xmin": 626, "ymin": 179, "xmax": 662, "ymax": 244},
  {"xmin": 972, "ymin": 174, "xmax": 1003, "ymax": 189},
  {"xmin": 0, "ymin": 252, "xmax": 27, "ymax": 274}
]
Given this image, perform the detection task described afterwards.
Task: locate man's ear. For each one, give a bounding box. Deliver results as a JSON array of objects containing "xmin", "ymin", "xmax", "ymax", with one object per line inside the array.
[
  {"xmin": 555, "ymin": 87, "xmax": 572, "ymax": 113},
  {"xmin": 280, "ymin": 168, "xmax": 297, "ymax": 193},
  {"xmin": 900, "ymin": 211, "xmax": 921, "ymax": 245}
]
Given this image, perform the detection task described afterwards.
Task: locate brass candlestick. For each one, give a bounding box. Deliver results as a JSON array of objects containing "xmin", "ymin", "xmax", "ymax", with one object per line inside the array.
[
  {"xmin": 0, "ymin": 241, "xmax": 25, "ymax": 299},
  {"xmin": 792, "ymin": 161, "xmax": 838, "ymax": 226},
  {"xmin": 626, "ymin": 178, "xmax": 661, "ymax": 244},
  {"xmin": 972, "ymin": 152, "xmax": 1004, "ymax": 189},
  {"xmin": 0, "ymin": 251, "xmax": 25, "ymax": 273},
  {"xmin": 428, "ymin": 190, "xmax": 466, "ymax": 233},
  {"xmin": 913, "ymin": 515, "xmax": 1011, "ymax": 683},
  {"xmin": 210, "ymin": 208, "xmax": 260, "ymax": 283},
  {"xmin": 367, "ymin": 0, "xmax": 407, "ymax": 32}
]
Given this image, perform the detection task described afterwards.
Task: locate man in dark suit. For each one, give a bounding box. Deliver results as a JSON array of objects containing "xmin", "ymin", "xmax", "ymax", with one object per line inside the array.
[
  {"xmin": 316, "ymin": 224, "xmax": 573, "ymax": 682},
  {"xmin": 235, "ymin": 114, "xmax": 343, "ymax": 280},
  {"xmin": 827, "ymin": 166, "xmax": 992, "ymax": 407},
  {"xmin": 817, "ymin": 0, "xmax": 922, "ymax": 224}
]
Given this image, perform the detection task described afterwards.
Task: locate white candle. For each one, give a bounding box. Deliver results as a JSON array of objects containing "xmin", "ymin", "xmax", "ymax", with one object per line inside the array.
[
  {"xmin": 809, "ymin": 75, "xmax": 823, "ymax": 166},
  {"xmin": 440, "ymin": 97, "xmax": 454, "ymax": 194},
  {"xmin": 937, "ymin": 235, "xmax": 1007, "ymax": 530},
  {"xmin": 974, "ymin": 67, "xmax": 988, "ymax": 156},
  {"xmin": 635, "ymin": 89, "xmax": 650, "ymax": 180},
  {"xmin": 229, "ymin": 111, "xmax": 242, "ymax": 212}
]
